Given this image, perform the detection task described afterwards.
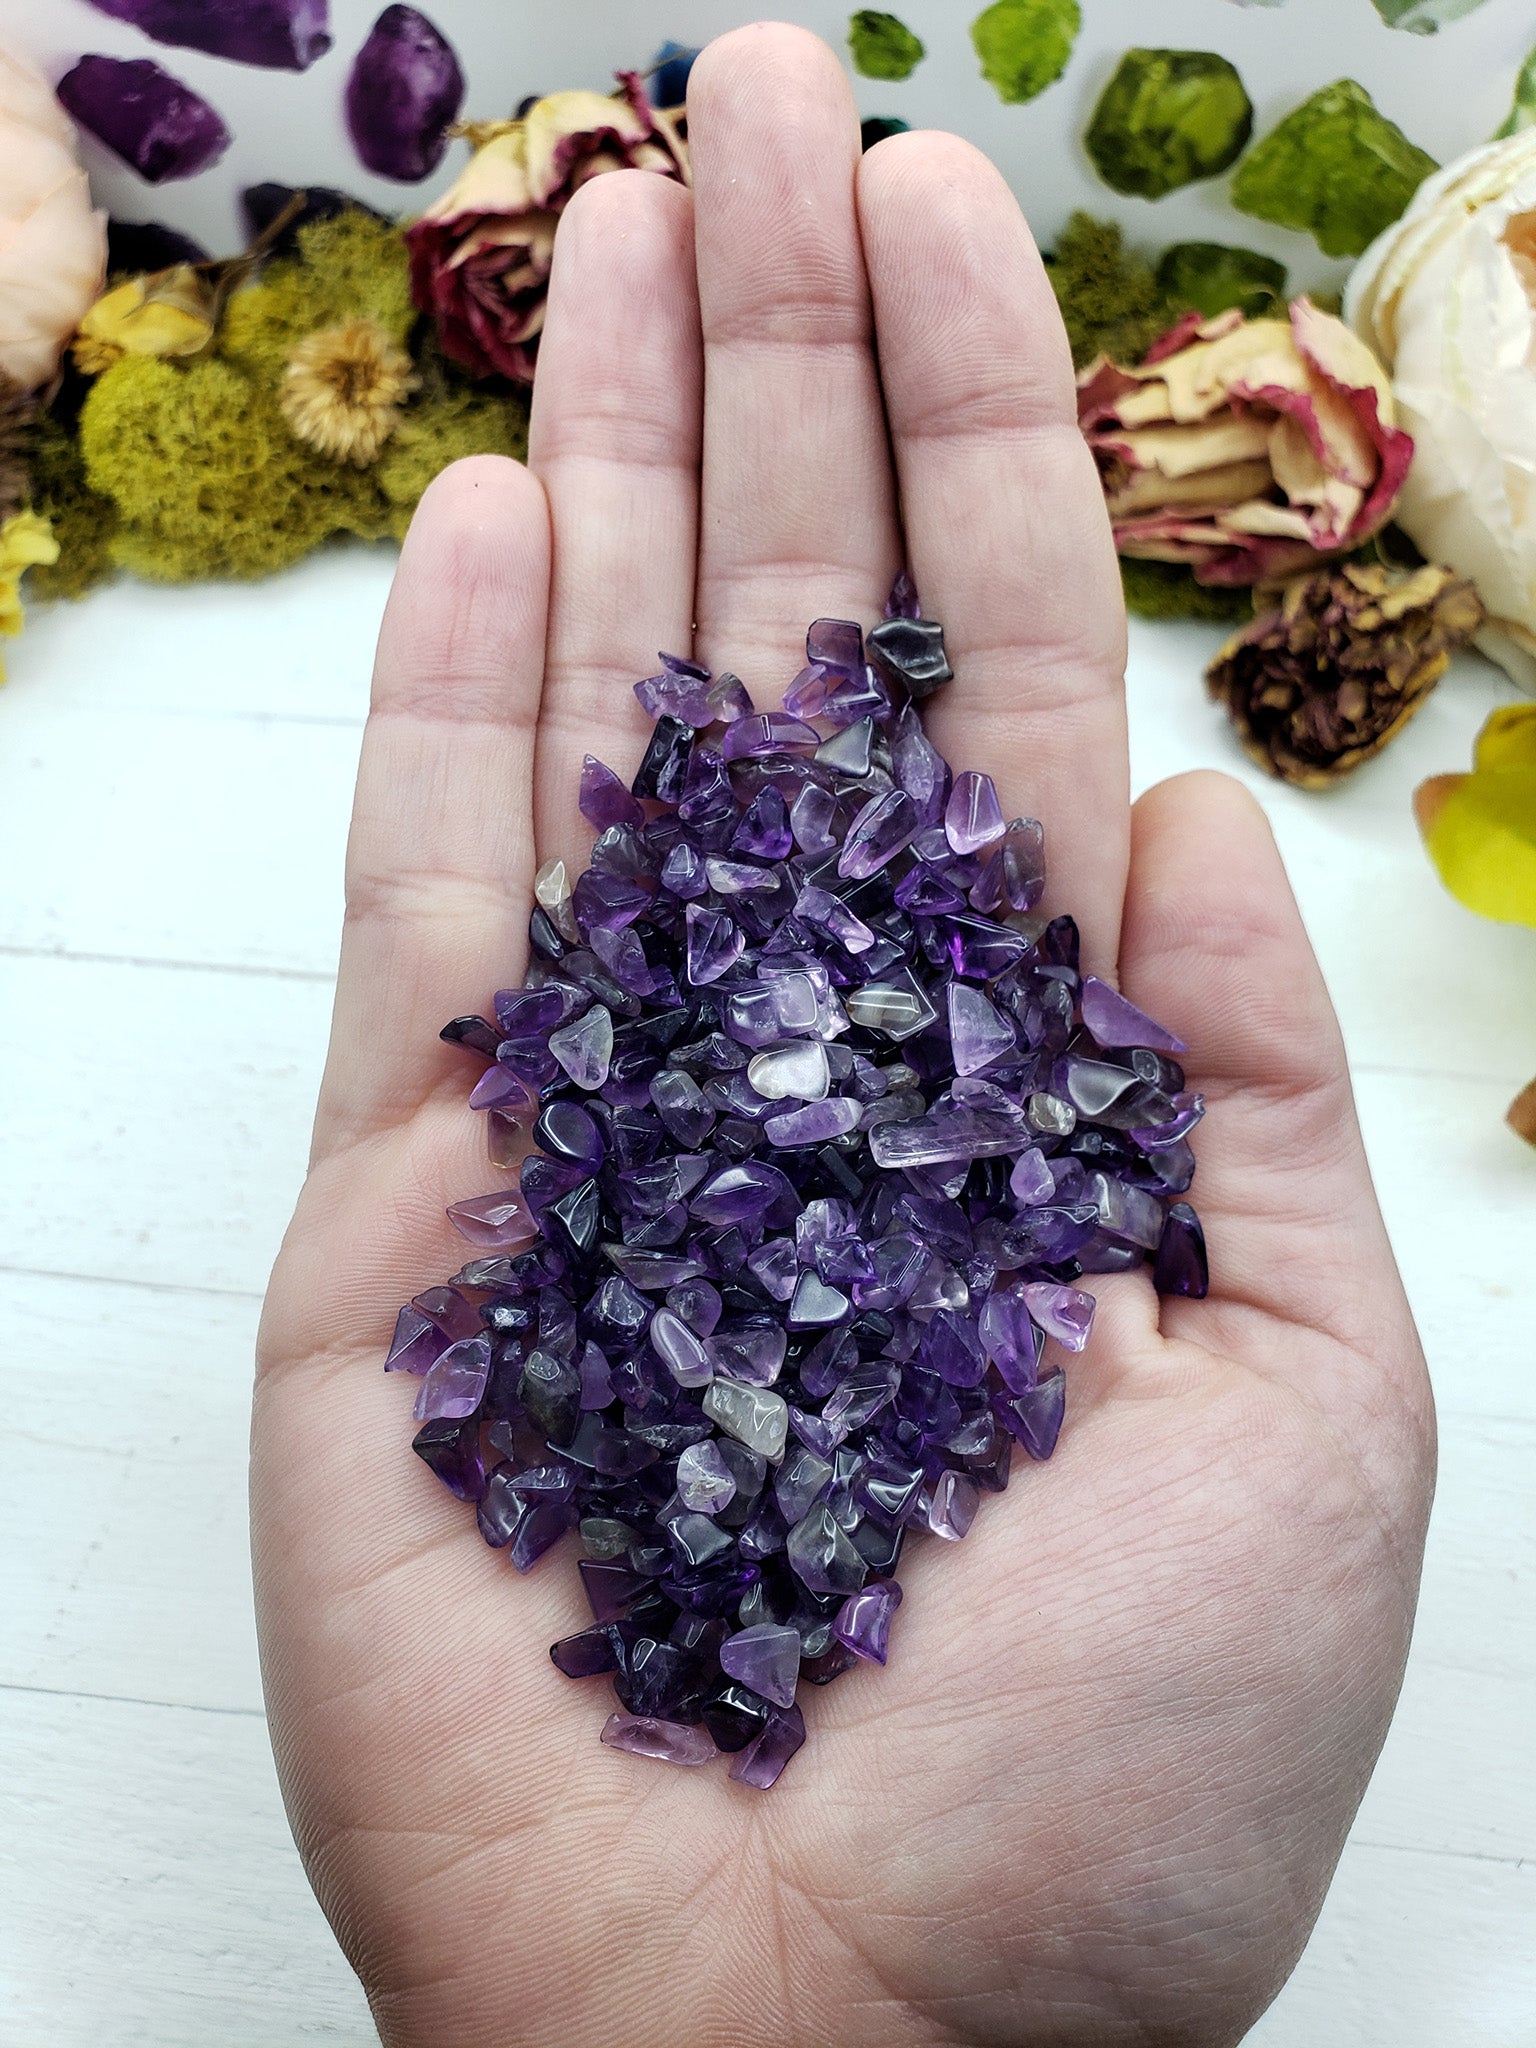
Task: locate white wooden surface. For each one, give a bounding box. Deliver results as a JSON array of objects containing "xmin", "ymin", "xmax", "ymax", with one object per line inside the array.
[{"xmin": 1, "ymin": 546, "xmax": 1532, "ymax": 2046}]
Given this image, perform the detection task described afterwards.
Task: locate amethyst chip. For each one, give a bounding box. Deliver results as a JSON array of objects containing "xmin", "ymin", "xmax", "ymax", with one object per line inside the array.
[{"xmin": 386, "ymin": 583, "xmax": 1208, "ymax": 1789}]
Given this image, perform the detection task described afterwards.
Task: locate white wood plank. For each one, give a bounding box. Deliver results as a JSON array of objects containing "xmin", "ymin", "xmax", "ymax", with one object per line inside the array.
[
  {"xmin": 0, "ymin": 1687, "xmax": 375, "ymax": 2046},
  {"xmin": 1355, "ymin": 1071, "xmax": 1536, "ymax": 1424},
  {"xmin": 11, "ymin": 543, "xmax": 389, "ymax": 725},
  {"xmin": 0, "ymin": 701, "xmax": 358, "ymax": 976},
  {"xmin": 0, "ymin": 953, "xmax": 328, "ymax": 1298},
  {"xmin": 1247, "ymin": 1842, "xmax": 1536, "ymax": 2047},
  {"xmin": 1125, "ymin": 623, "xmax": 1534, "ymax": 1090},
  {"xmin": 0, "ymin": 1270, "xmax": 265, "ymax": 1714}
]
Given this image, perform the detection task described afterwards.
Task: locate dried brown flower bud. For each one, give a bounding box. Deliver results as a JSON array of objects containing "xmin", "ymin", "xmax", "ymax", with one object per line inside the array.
[
  {"xmin": 1206, "ymin": 560, "xmax": 1484, "ymax": 788},
  {"xmin": 279, "ymin": 316, "xmax": 417, "ymax": 466}
]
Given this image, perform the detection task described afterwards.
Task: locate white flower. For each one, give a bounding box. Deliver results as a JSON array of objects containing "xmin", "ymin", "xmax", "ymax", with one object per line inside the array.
[
  {"xmin": 1347, "ymin": 131, "xmax": 1536, "ymax": 690},
  {"xmin": 0, "ymin": 49, "xmax": 106, "ymax": 391}
]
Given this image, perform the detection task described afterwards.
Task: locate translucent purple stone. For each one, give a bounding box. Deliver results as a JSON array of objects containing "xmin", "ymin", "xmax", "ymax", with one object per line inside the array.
[
  {"xmin": 602, "ymin": 1713, "xmax": 716, "ymax": 1767},
  {"xmin": 345, "ymin": 4, "xmax": 464, "ymax": 182},
  {"xmin": 82, "ymin": 0, "xmax": 331, "ymax": 69},
  {"xmin": 833, "ymin": 1579, "xmax": 901, "ymax": 1664},
  {"xmin": 382, "ymin": 588, "xmax": 1207, "ymax": 1788},
  {"xmin": 58, "ymin": 56, "xmax": 231, "ymax": 182}
]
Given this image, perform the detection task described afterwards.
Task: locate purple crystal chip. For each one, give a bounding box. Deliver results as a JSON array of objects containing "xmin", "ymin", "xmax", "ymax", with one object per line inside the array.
[
  {"xmin": 345, "ymin": 4, "xmax": 464, "ymax": 182},
  {"xmin": 58, "ymin": 55, "xmax": 231, "ymax": 182},
  {"xmin": 81, "ymin": 0, "xmax": 331, "ymax": 70},
  {"xmin": 380, "ymin": 595, "xmax": 1209, "ymax": 1787}
]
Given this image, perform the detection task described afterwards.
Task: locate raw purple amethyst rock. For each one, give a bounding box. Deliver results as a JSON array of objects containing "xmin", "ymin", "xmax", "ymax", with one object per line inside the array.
[
  {"xmin": 382, "ymin": 589, "xmax": 1208, "ymax": 1787},
  {"xmin": 58, "ymin": 56, "xmax": 230, "ymax": 182},
  {"xmin": 83, "ymin": 0, "xmax": 331, "ymax": 68},
  {"xmin": 345, "ymin": 4, "xmax": 464, "ymax": 182}
]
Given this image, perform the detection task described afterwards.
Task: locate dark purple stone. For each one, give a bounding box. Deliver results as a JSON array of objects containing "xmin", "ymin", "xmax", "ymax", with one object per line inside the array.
[
  {"xmin": 58, "ymin": 56, "xmax": 231, "ymax": 182},
  {"xmin": 1153, "ymin": 1201, "xmax": 1209, "ymax": 1298},
  {"xmin": 345, "ymin": 4, "xmax": 464, "ymax": 181},
  {"xmin": 82, "ymin": 0, "xmax": 331, "ymax": 69},
  {"xmin": 729, "ymin": 1701, "xmax": 806, "ymax": 1787}
]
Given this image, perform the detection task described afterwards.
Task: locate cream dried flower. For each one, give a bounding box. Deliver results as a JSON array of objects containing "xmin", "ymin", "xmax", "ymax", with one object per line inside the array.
[
  {"xmin": 0, "ymin": 50, "xmax": 107, "ymax": 391},
  {"xmin": 279, "ymin": 317, "xmax": 416, "ymax": 466}
]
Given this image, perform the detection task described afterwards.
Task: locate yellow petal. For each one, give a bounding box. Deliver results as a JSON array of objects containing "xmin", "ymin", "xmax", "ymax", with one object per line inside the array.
[
  {"xmin": 1473, "ymin": 701, "xmax": 1536, "ymax": 773},
  {"xmin": 1423, "ymin": 763, "xmax": 1536, "ymax": 926}
]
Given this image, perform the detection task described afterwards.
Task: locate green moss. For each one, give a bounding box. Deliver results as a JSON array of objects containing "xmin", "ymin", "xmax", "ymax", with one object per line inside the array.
[
  {"xmin": 971, "ymin": 0, "xmax": 1080, "ymax": 105},
  {"xmin": 1232, "ymin": 80, "xmax": 1437, "ymax": 258},
  {"xmin": 377, "ymin": 382, "xmax": 531, "ymax": 539},
  {"xmin": 26, "ymin": 413, "xmax": 118, "ymax": 602},
  {"xmin": 1155, "ymin": 241, "xmax": 1286, "ymax": 320},
  {"xmin": 221, "ymin": 209, "xmax": 415, "ymax": 381},
  {"xmin": 1085, "ymin": 49, "xmax": 1253, "ymax": 200},
  {"xmin": 1121, "ymin": 558, "xmax": 1251, "ymax": 624},
  {"xmin": 79, "ymin": 355, "xmax": 384, "ymax": 583},
  {"xmin": 848, "ymin": 11, "xmax": 925, "ymax": 81},
  {"xmin": 1044, "ymin": 212, "xmax": 1181, "ymax": 368}
]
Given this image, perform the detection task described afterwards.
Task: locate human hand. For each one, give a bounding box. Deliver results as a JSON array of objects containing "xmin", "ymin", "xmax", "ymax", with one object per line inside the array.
[{"xmin": 253, "ymin": 26, "xmax": 1434, "ymax": 2047}]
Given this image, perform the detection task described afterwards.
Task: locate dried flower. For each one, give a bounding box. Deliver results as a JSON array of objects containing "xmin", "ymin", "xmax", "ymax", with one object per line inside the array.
[
  {"xmin": 0, "ymin": 49, "xmax": 107, "ymax": 390},
  {"xmin": 1206, "ymin": 560, "xmax": 1483, "ymax": 787},
  {"xmin": 405, "ymin": 73, "xmax": 688, "ymax": 384},
  {"xmin": 1078, "ymin": 298, "xmax": 1414, "ymax": 586},
  {"xmin": 0, "ymin": 371, "xmax": 39, "ymax": 521},
  {"xmin": 73, "ymin": 264, "xmax": 219, "ymax": 375},
  {"xmin": 279, "ymin": 316, "xmax": 417, "ymax": 464},
  {"xmin": 1412, "ymin": 702, "xmax": 1536, "ymax": 1148},
  {"xmin": 1347, "ymin": 129, "xmax": 1536, "ymax": 692},
  {"xmin": 0, "ymin": 508, "xmax": 59, "ymax": 681}
]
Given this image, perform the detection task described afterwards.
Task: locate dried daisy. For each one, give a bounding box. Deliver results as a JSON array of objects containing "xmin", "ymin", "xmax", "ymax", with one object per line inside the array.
[{"xmin": 279, "ymin": 316, "xmax": 416, "ymax": 466}]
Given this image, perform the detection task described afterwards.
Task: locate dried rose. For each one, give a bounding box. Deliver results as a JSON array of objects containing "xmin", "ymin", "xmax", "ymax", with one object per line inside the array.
[
  {"xmin": 73, "ymin": 264, "xmax": 218, "ymax": 375},
  {"xmin": 405, "ymin": 73, "xmax": 688, "ymax": 384},
  {"xmin": 1078, "ymin": 298, "xmax": 1414, "ymax": 586},
  {"xmin": 1347, "ymin": 129, "xmax": 1536, "ymax": 692},
  {"xmin": 0, "ymin": 50, "xmax": 107, "ymax": 391},
  {"xmin": 1206, "ymin": 560, "xmax": 1483, "ymax": 788}
]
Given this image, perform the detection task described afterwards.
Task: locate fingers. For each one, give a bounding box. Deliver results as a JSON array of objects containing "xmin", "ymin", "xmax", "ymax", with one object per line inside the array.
[
  {"xmin": 528, "ymin": 171, "xmax": 703, "ymax": 869},
  {"xmin": 687, "ymin": 24, "xmax": 900, "ymax": 693},
  {"xmin": 858, "ymin": 132, "xmax": 1130, "ymax": 972},
  {"xmin": 309, "ymin": 456, "xmax": 549, "ymax": 1166},
  {"xmin": 1118, "ymin": 771, "xmax": 1424, "ymax": 1394}
]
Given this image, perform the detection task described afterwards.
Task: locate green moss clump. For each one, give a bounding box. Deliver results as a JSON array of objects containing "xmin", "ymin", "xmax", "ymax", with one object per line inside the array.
[
  {"xmin": 377, "ymin": 382, "xmax": 530, "ymax": 538},
  {"xmin": 848, "ymin": 11, "xmax": 925, "ymax": 81},
  {"xmin": 221, "ymin": 209, "xmax": 416, "ymax": 380},
  {"xmin": 1121, "ymin": 558, "xmax": 1252, "ymax": 624},
  {"xmin": 71, "ymin": 208, "xmax": 531, "ymax": 585},
  {"xmin": 1232, "ymin": 80, "xmax": 1437, "ymax": 259},
  {"xmin": 79, "ymin": 354, "xmax": 378, "ymax": 582},
  {"xmin": 1045, "ymin": 212, "xmax": 1182, "ymax": 368},
  {"xmin": 971, "ymin": 0, "xmax": 1081, "ymax": 105},
  {"xmin": 1085, "ymin": 49, "xmax": 1253, "ymax": 201},
  {"xmin": 26, "ymin": 413, "xmax": 118, "ymax": 601}
]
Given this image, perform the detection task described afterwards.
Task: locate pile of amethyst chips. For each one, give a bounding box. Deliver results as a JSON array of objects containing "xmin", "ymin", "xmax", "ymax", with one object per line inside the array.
[{"xmin": 385, "ymin": 576, "xmax": 1209, "ymax": 1789}]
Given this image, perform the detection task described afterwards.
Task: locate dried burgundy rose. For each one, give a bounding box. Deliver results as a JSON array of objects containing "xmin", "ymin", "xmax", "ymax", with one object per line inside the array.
[
  {"xmin": 345, "ymin": 5, "xmax": 464, "ymax": 182},
  {"xmin": 81, "ymin": 0, "xmax": 332, "ymax": 72},
  {"xmin": 1078, "ymin": 298, "xmax": 1414, "ymax": 588},
  {"xmin": 405, "ymin": 73, "xmax": 688, "ymax": 383},
  {"xmin": 388, "ymin": 584, "xmax": 1206, "ymax": 1787},
  {"xmin": 57, "ymin": 55, "xmax": 231, "ymax": 185},
  {"xmin": 1207, "ymin": 561, "xmax": 1484, "ymax": 787}
]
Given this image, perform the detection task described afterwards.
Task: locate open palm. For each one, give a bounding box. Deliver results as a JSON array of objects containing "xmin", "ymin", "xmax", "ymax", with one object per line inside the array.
[{"xmin": 253, "ymin": 28, "xmax": 1434, "ymax": 2048}]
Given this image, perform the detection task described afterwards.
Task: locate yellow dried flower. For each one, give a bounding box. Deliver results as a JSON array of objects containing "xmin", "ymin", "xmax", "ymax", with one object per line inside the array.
[
  {"xmin": 73, "ymin": 265, "xmax": 218, "ymax": 375},
  {"xmin": 0, "ymin": 508, "xmax": 59, "ymax": 681},
  {"xmin": 279, "ymin": 316, "xmax": 416, "ymax": 466}
]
